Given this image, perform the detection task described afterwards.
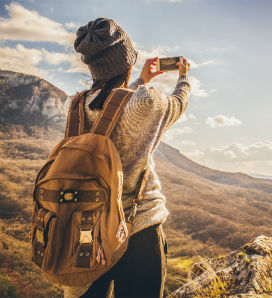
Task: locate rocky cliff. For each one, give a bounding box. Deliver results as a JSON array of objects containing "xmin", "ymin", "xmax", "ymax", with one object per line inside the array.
[{"xmin": 0, "ymin": 70, "xmax": 67, "ymax": 128}]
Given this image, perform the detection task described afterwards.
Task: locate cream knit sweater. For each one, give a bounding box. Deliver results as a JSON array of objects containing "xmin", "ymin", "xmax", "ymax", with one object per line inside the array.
[
  {"xmin": 84, "ymin": 75, "xmax": 190, "ymax": 235},
  {"xmin": 63, "ymin": 75, "xmax": 190, "ymax": 298}
]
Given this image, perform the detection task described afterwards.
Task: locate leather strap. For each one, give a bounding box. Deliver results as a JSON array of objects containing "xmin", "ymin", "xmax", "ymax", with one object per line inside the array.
[
  {"xmin": 38, "ymin": 188, "xmax": 106, "ymax": 204},
  {"xmin": 76, "ymin": 211, "xmax": 94, "ymax": 268},
  {"xmin": 90, "ymin": 88, "xmax": 134, "ymax": 137},
  {"xmin": 65, "ymin": 90, "xmax": 87, "ymax": 138}
]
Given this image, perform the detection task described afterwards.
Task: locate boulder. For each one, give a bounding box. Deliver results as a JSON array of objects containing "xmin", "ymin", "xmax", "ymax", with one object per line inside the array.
[{"xmin": 169, "ymin": 235, "xmax": 272, "ymax": 298}]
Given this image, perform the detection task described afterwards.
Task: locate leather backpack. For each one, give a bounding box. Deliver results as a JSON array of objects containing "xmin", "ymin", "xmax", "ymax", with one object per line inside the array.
[{"xmin": 30, "ymin": 88, "xmax": 150, "ymax": 286}]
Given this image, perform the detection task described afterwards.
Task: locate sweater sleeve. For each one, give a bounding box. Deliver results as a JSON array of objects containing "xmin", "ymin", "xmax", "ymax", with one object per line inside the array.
[
  {"xmin": 160, "ymin": 74, "xmax": 191, "ymax": 131},
  {"xmin": 128, "ymin": 77, "xmax": 145, "ymax": 90},
  {"xmin": 127, "ymin": 74, "xmax": 190, "ymax": 131},
  {"xmin": 119, "ymin": 74, "xmax": 190, "ymax": 154}
]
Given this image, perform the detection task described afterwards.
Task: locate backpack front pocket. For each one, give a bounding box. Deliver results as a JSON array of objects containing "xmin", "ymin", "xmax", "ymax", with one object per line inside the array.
[{"xmin": 68, "ymin": 210, "xmax": 100, "ymax": 268}]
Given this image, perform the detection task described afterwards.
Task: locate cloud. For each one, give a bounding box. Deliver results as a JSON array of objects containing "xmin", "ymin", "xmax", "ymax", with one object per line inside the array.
[
  {"xmin": 0, "ymin": 44, "xmax": 88, "ymax": 77},
  {"xmin": 176, "ymin": 112, "xmax": 197, "ymax": 124},
  {"xmin": 64, "ymin": 53, "xmax": 89, "ymax": 73},
  {"xmin": 42, "ymin": 49, "xmax": 72, "ymax": 65},
  {"xmin": 183, "ymin": 150, "xmax": 205, "ymax": 159},
  {"xmin": 162, "ymin": 126, "xmax": 193, "ymax": 142},
  {"xmin": 146, "ymin": 68, "xmax": 215, "ymax": 98},
  {"xmin": 41, "ymin": 48, "xmax": 88, "ymax": 73},
  {"xmin": 180, "ymin": 141, "xmax": 272, "ymax": 176},
  {"xmin": 147, "ymin": 73, "xmax": 215, "ymax": 99},
  {"xmin": 0, "ymin": 43, "xmax": 47, "ymax": 78},
  {"xmin": 132, "ymin": 43, "xmax": 172, "ymax": 72},
  {"xmin": 189, "ymin": 76, "xmax": 217, "ymax": 98},
  {"xmin": 0, "ymin": 3, "xmax": 75, "ymax": 46},
  {"xmin": 206, "ymin": 115, "xmax": 242, "ymax": 128},
  {"xmin": 65, "ymin": 21, "xmax": 79, "ymax": 30},
  {"xmin": 188, "ymin": 59, "xmax": 215, "ymax": 69},
  {"xmin": 207, "ymin": 142, "xmax": 272, "ymax": 162},
  {"xmin": 180, "ymin": 140, "xmax": 196, "ymax": 146}
]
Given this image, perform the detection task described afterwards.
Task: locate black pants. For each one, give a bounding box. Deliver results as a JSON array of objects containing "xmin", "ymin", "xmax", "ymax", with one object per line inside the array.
[{"xmin": 80, "ymin": 224, "xmax": 167, "ymax": 298}]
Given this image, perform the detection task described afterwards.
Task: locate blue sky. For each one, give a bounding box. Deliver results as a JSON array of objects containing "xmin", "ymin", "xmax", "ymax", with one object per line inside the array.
[{"xmin": 0, "ymin": 0, "xmax": 271, "ymax": 176}]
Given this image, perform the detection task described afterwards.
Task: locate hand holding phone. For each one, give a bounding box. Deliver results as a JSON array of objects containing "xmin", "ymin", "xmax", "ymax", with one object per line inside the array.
[
  {"xmin": 139, "ymin": 57, "xmax": 164, "ymax": 84},
  {"xmin": 139, "ymin": 56, "xmax": 190, "ymax": 84}
]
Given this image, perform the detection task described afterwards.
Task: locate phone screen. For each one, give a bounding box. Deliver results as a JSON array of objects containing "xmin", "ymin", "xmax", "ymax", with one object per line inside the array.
[{"xmin": 159, "ymin": 57, "xmax": 180, "ymax": 71}]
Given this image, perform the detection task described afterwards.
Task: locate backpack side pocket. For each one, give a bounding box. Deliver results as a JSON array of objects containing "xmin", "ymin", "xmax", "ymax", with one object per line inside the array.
[{"xmin": 32, "ymin": 208, "xmax": 56, "ymax": 269}]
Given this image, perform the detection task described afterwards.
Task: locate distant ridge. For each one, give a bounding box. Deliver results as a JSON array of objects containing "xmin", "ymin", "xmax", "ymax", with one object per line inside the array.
[
  {"xmin": 155, "ymin": 142, "xmax": 272, "ymax": 194},
  {"xmin": 249, "ymin": 173, "xmax": 272, "ymax": 180}
]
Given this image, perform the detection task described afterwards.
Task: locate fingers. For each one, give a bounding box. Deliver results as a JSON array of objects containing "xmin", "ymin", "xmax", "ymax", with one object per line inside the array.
[
  {"xmin": 177, "ymin": 58, "xmax": 190, "ymax": 70},
  {"xmin": 145, "ymin": 57, "xmax": 158, "ymax": 66},
  {"xmin": 183, "ymin": 58, "xmax": 190, "ymax": 70},
  {"xmin": 177, "ymin": 57, "xmax": 190, "ymax": 77}
]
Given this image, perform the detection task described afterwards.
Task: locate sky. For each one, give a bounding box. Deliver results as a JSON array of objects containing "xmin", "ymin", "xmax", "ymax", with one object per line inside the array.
[{"xmin": 0, "ymin": 0, "xmax": 271, "ymax": 177}]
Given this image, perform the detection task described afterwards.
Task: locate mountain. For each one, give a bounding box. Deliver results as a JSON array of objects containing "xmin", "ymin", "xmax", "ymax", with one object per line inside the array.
[
  {"xmin": 0, "ymin": 70, "xmax": 67, "ymax": 128},
  {"xmin": 155, "ymin": 142, "xmax": 272, "ymax": 194},
  {"xmin": 0, "ymin": 70, "xmax": 272, "ymax": 298}
]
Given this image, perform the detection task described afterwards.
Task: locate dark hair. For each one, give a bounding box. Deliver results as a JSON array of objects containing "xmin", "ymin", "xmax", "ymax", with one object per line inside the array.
[{"xmin": 88, "ymin": 67, "xmax": 132, "ymax": 110}]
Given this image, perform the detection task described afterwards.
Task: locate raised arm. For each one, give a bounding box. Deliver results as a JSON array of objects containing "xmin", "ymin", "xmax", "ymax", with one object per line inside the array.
[{"xmin": 128, "ymin": 57, "xmax": 191, "ymax": 131}]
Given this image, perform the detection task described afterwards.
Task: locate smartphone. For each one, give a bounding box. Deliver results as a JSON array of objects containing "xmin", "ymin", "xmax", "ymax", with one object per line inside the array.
[{"xmin": 156, "ymin": 56, "xmax": 182, "ymax": 72}]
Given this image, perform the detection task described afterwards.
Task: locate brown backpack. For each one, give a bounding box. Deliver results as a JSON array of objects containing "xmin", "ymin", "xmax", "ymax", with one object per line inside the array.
[{"xmin": 31, "ymin": 88, "xmax": 150, "ymax": 286}]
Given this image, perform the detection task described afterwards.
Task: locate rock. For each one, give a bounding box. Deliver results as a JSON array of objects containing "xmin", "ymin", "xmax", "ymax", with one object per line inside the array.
[
  {"xmin": 168, "ymin": 235, "xmax": 272, "ymax": 298},
  {"xmin": 0, "ymin": 69, "xmax": 68, "ymax": 129}
]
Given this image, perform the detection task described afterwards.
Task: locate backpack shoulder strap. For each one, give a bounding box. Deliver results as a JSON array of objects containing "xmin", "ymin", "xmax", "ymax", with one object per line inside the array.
[
  {"xmin": 65, "ymin": 90, "xmax": 87, "ymax": 138},
  {"xmin": 90, "ymin": 88, "xmax": 134, "ymax": 137},
  {"xmin": 91, "ymin": 87, "xmax": 149, "ymax": 207}
]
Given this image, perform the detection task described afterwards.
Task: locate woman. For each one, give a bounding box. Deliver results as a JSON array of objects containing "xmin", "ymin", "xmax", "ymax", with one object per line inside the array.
[{"xmin": 64, "ymin": 17, "xmax": 190, "ymax": 298}]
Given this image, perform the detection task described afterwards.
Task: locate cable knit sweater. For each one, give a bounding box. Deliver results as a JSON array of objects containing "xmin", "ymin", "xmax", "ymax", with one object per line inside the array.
[
  {"xmin": 84, "ymin": 75, "xmax": 190, "ymax": 235},
  {"xmin": 63, "ymin": 75, "xmax": 190, "ymax": 298}
]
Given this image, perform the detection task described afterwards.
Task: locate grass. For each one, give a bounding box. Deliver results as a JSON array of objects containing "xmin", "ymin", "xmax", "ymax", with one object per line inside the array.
[
  {"xmin": 191, "ymin": 255, "xmax": 230, "ymax": 298},
  {"xmin": 168, "ymin": 257, "xmax": 194, "ymax": 273},
  {"xmin": 165, "ymin": 257, "xmax": 195, "ymax": 295},
  {"xmin": 0, "ymin": 219, "xmax": 63, "ymax": 298},
  {"xmin": 0, "ymin": 274, "xmax": 20, "ymax": 298}
]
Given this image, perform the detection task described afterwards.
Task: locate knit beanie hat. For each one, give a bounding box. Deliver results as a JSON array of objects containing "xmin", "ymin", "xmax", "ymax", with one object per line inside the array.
[{"xmin": 74, "ymin": 18, "xmax": 137, "ymax": 80}]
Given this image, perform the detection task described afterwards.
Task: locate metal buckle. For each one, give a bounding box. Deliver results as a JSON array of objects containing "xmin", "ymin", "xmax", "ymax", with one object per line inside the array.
[
  {"xmin": 80, "ymin": 230, "xmax": 93, "ymax": 244},
  {"xmin": 59, "ymin": 190, "xmax": 78, "ymax": 203}
]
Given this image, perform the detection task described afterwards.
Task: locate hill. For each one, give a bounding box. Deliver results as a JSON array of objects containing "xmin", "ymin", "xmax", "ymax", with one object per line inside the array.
[
  {"xmin": 0, "ymin": 70, "xmax": 271, "ymax": 297},
  {"xmin": 155, "ymin": 142, "xmax": 272, "ymax": 194}
]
